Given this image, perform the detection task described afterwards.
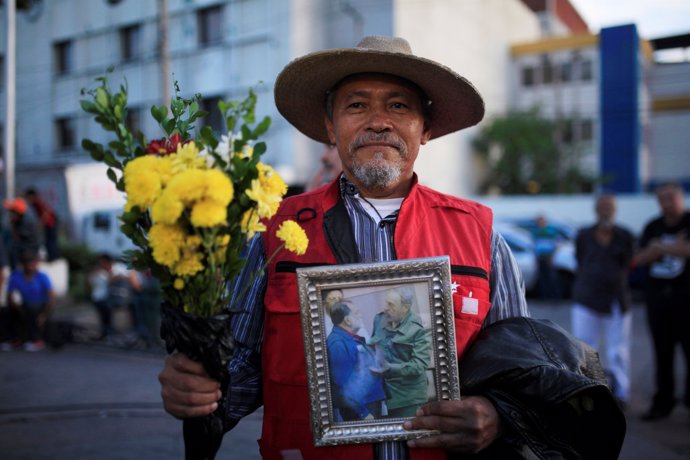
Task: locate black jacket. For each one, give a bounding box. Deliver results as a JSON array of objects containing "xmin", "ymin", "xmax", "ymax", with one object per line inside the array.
[{"xmin": 458, "ymin": 317, "xmax": 626, "ymax": 459}]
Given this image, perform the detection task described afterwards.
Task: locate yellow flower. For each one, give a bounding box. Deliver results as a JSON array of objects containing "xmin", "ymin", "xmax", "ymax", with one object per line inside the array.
[
  {"xmin": 171, "ymin": 142, "xmax": 206, "ymax": 173},
  {"xmin": 149, "ymin": 223, "xmax": 186, "ymax": 267},
  {"xmin": 174, "ymin": 278, "xmax": 185, "ymax": 290},
  {"xmin": 151, "ymin": 190, "xmax": 185, "ymax": 224},
  {"xmin": 124, "ymin": 172, "xmax": 162, "ymax": 211},
  {"xmin": 245, "ymin": 179, "xmax": 282, "ymax": 219},
  {"xmin": 257, "ymin": 162, "xmax": 288, "ymax": 197},
  {"xmin": 166, "ymin": 169, "xmax": 206, "ymax": 204},
  {"xmin": 191, "ymin": 199, "xmax": 227, "ymax": 228},
  {"xmin": 156, "ymin": 156, "xmax": 175, "ymax": 186},
  {"xmin": 173, "ymin": 248, "xmax": 205, "ymax": 276},
  {"xmin": 276, "ymin": 220, "xmax": 309, "ymax": 256},
  {"xmin": 204, "ymin": 169, "xmax": 234, "ymax": 205},
  {"xmin": 124, "ymin": 155, "xmax": 159, "ymax": 177},
  {"xmin": 240, "ymin": 209, "xmax": 265, "ymax": 239}
]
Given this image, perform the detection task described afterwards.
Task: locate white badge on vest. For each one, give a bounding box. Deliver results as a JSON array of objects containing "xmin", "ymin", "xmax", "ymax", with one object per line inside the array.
[{"xmin": 461, "ymin": 291, "xmax": 479, "ymax": 315}]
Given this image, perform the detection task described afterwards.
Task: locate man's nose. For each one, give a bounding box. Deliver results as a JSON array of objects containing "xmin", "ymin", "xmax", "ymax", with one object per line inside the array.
[{"xmin": 366, "ymin": 106, "xmax": 392, "ymax": 132}]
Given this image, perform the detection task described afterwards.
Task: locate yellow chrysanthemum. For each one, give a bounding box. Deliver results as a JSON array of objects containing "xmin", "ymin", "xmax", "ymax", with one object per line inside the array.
[
  {"xmin": 148, "ymin": 223, "xmax": 186, "ymax": 267},
  {"xmin": 240, "ymin": 209, "xmax": 265, "ymax": 239},
  {"xmin": 124, "ymin": 155, "xmax": 159, "ymax": 178},
  {"xmin": 151, "ymin": 190, "xmax": 184, "ymax": 224},
  {"xmin": 257, "ymin": 163, "xmax": 288, "ymax": 197},
  {"xmin": 245, "ymin": 179, "xmax": 282, "ymax": 219},
  {"xmin": 185, "ymin": 235, "xmax": 203, "ymax": 249},
  {"xmin": 156, "ymin": 156, "xmax": 175, "ymax": 186},
  {"xmin": 173, "ymin": 249, "xmax": 205, "ymax": 276},
  {"xmin": 204, "ymin": 169, "xmax": 234, "ymax": 205},
  {"xmin": 191, "ymin": 199, "xmax": 227, "ymax": 228},
  {"xmin": 171, "ymin": 142, "xmax": 206, "ymax": 173},
  {"xmin": 124, "ymin": 172, "xmax": 162, "ymax": 211},
  {"xmin": 276, "ymin": 219, "xmax": 309, "ymax": 256},
  {"xmin": 166, "ymin": 169, "xmax": 206, "ymax": 204},
  {"xmin": 173, "ymin": 278, "xmax": 185, "ymax": 290}
]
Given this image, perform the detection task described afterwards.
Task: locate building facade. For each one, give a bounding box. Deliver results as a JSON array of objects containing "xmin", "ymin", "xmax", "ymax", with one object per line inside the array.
[{"xmin": 1, "ymin": 0, "xmax": 686, "ymax": 242}]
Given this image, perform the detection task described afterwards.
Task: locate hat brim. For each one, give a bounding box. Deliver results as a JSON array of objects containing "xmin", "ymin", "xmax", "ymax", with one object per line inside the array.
[{"xmin": 274, "ymin": 48, "xmax": 485, "ymax": 144}]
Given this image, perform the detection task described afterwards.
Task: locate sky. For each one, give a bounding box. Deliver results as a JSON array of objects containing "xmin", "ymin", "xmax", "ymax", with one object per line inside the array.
[{"xmin": 570, "ymin": 0, "xmax": 690, "ymax": 38}]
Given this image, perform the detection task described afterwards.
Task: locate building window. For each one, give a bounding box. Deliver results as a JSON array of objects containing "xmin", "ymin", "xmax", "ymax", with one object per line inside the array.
[
  {"xmin": 55, "ymin": 118, "xmax": 76, "ymax": 150},
  {"xmin": 120, "ymin": 24, "xmax": 142, "ymax": 62},
  {"xmin": 54, "ymin": 40, "xmax": 74, "ymax": 75},
  {"xmin": 201, "ymin": 96, "xmax": 224, "ymax": 133},
  {"xmin": 560, "ymin": 61, "xmax": 572, "ymax": 83},
  {"xmin": 579, "ymin": 58, "xmax": 593, "ymax": 81},
  {"xmin": 522, "ymin": 66, "xmax": 535, "ymax": 87},
  {"xmin": 580, "ymin": 119, "xmax": 593, "ymax": 141},
  {"xmin": 197, "ymin": 5, "xmax": 223, "ymax": 46},
  {"xmin": 125, "ymin": 107, "xmax": 142, "ymax": 137},
  {"xmin": 541, "ymin": 56, "xmax": 554, "ymax": 84}
]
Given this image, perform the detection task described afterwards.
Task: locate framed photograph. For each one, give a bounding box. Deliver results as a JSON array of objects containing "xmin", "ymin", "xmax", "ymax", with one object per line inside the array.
[{"xmin": 297, "ymin": 256, "xmax": 460, "ymax": 447}]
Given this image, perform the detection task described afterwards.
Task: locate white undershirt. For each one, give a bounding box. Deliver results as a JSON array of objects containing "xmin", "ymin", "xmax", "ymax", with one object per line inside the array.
[{"xmin": 355, "ymin": 194, "xmax": 404, "ymax": 224}]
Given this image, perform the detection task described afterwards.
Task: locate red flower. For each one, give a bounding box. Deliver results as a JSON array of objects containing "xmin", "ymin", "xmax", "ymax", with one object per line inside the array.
[{"xmin": 145, "ymin": 133, "xmax": 189, "ymax": 155}]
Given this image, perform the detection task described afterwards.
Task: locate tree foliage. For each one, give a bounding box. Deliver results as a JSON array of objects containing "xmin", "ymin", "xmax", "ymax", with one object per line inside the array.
[{"xmin": 473, "ymin": 109, "xmax": 596, "ymax": 195}]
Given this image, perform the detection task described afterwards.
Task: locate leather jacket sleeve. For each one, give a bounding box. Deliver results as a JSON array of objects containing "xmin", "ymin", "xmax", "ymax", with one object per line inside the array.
[{"xmin": 458, "ymin": 317, "xmax": 626, "ymax": 459}]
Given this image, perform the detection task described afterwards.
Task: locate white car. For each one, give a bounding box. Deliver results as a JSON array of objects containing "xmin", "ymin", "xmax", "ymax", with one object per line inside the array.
[{"xmin": 495, "ymin": 223, "xmax": 539, "ymax": 292}]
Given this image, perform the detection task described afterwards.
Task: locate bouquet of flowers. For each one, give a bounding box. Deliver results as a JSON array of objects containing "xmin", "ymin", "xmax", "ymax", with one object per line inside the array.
[{"xmin": 80, "ymin": 72, "xmax": 308, "ymax": 459}]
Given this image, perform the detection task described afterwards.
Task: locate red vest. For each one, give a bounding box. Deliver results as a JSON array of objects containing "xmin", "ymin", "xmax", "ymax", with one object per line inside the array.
[{"xmin": 260, "ymin": 177, "xmax": 493, "ymax": 460}]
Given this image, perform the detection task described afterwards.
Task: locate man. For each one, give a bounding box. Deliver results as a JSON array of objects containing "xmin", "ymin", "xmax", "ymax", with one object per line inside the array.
[
  {"xmin": 24, "ymin": 188, "xmax": 60, "ymax": 261},
  {"xmin": 634, "ymin": 181, "xmax": 690, "ymax": 421},
  {"xmin": 369, "ymin": 287, "xmax": 431, "ymax": 417},
  {"xmin": 306, "ymin": 144, "xmax": 342, "ymax": 192},
  {"xmin": 3, "ymin": 197, "xmax": 41, "ymax": 270},
  {"xmin": 570, "ymin": 194, "xmax": 635, "ymax": 408},
  {"xmin": 6, "ymin": 251, "xmax": 55, "ymax": 351},
  {"xmin": 327, "ymin": 301, "xmax": 386, "ymax": 421},
  {"xmin": 159, "ymin": 36, "xmax": 624, "ymax": 459}
]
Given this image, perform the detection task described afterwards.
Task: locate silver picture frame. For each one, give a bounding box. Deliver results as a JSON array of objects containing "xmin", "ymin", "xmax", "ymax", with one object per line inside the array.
[{"xmin": 297, "ymin": 256, "xmax": 460, "ymax": 447}]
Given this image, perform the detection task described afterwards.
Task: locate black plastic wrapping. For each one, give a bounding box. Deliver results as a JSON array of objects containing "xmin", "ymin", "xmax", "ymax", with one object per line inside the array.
[{"xmin": 160, "ymin": 303, "xmax": 235, "ymax": 460}]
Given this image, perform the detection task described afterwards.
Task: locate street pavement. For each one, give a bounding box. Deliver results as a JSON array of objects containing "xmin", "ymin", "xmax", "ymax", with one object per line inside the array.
[{"xmin": 0, "ymin": 299, "xmax": 688, "ymax": 459}]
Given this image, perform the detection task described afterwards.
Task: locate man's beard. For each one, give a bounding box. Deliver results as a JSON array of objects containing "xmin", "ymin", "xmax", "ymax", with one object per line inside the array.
[{"xmin": 348, "ymin": 133, "xmax": 407, "ymax": 190}]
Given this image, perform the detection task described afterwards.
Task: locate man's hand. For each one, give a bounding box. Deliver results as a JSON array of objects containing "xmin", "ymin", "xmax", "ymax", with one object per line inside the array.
[
  {"xmin": 159, "ymin": 353, "xmax": 222, "ymax": 419},
  {"xmin": 403, "ymin": 396, "xmax": 501, "ymax": 454}
]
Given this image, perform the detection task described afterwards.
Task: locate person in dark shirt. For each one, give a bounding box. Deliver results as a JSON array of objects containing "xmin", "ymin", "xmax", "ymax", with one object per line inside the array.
[
  {"xmin": 570, "ymin": 193, "xmax": 635, "ymax": 409},
  {"xmin": 634, "ymin": 181, "xmax": 690, "ymax": 421}
]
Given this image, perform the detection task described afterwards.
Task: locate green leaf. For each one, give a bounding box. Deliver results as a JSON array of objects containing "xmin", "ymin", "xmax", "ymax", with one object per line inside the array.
[
  {"xmin": 253, "ymin": 142, "xmax": 266, "ymax": 157},
  {"xmin": 253, "ymin": 116, "xmax": 272, "ymax": 137},
  {"xmin": 80, "ymin": 100, "xmax": 99, "ymax": 114},
  {"xmin": 106, "ymin": 167, "xmax": 119, "ymax": 184}
]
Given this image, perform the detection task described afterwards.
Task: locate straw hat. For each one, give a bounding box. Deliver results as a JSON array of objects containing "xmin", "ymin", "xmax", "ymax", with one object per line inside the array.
[{"xmin": 274, "ymin": 35, "xmax": 485, "ymax": 144}]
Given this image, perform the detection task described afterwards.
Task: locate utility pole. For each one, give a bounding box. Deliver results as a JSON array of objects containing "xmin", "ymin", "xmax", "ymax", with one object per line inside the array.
[
  {"xmin": 4, "ymin": 0, "xmax": 16, "ymax": 199},
  {"xmin": 158, "ymin": 0, "xmax": 171, "ymax": 107}
]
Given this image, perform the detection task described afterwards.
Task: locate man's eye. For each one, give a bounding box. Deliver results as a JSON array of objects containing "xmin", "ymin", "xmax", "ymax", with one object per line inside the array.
[
  {"xmin": 391, "ymin": 102, "xmax": 408, "ymax": 109},
  {"xmin": 348, "ymin": 102, "xmax": 364, "ymax": 109}
]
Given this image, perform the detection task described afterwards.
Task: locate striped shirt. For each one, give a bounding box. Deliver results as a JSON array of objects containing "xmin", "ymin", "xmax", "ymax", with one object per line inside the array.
[{"xmin": 224, "ymin": 177, "xmax": 530, "ymax": 458}]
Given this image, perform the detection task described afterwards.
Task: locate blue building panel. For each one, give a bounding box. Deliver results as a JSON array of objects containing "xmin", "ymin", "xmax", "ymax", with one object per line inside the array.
[{"xmin": 599, "ymin": 24, "xmax": 641, "ymax": 193}]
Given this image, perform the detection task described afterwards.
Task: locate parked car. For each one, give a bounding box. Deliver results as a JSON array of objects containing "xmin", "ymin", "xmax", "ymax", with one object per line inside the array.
[
  {"xmin": 495, "ymin": 223, "xmax": 539, "ymax": 293},
  {"xmin": 499, "ymin": 217, "xmax": 577, "ymax": 298}
]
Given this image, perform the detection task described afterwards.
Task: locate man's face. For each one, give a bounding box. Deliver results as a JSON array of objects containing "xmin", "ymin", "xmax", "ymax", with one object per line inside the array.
[
  {"xmin": 657, "ymin": 186, "xmax": 684, "ymax": 219},
  {"xmin": 595, "ymin": 196, "xmax": 616, "ymax": 226},
  {"xmin": 324, "ymin": 73, "xmax": 431, "ymax": 198},
  {"xmin": 345, "ymin": 306, "xmax": 363, "ymax": 332},
  {"xmin": 383, "ymin": 291, "xmax": 408, "ymax": 323}
]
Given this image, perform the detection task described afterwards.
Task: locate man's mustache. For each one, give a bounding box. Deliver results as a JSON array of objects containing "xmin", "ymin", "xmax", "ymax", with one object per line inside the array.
[{"xmin": 349, "ymin": 133, "xmax": 405, "ymax": 153}]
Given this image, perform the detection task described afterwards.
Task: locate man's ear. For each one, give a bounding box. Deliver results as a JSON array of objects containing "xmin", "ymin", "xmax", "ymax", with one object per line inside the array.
[
  {"xmin": 325, "ymin": 116, "xmax": 337, "ymax": 145},
  {"xmin": 420, "ymin": 123, "xmax": 432, "ymax": 146}
]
